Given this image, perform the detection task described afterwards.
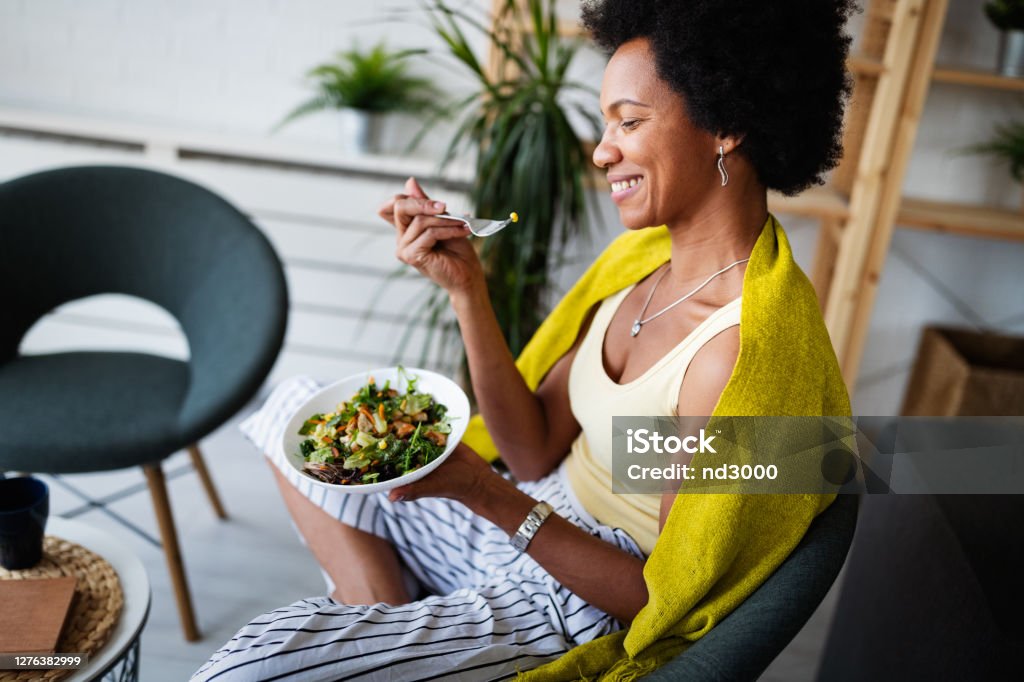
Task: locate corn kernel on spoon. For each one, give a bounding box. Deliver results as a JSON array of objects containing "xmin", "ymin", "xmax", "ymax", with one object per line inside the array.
[{"xmin": 437, "ymin": 211, "xmax": 519, "ymax": 237}]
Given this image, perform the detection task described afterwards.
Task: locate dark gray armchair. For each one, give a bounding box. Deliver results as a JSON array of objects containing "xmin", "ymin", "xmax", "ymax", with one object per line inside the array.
[
  {"xmin": 0, "ymin": 165, "xmax": 288, "ymax": 640},
  {"xmin": 643, "ymin": 493, "xmax": 859, "ymax": 680}
]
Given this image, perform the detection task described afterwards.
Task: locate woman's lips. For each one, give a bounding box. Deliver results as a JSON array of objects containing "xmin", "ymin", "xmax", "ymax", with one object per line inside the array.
[{"xmin": 609, "ymin": 175, "xmax": 644, "ymax": 203}]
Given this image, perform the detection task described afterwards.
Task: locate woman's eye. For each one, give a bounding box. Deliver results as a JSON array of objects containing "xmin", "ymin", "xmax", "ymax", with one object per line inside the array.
[{"xmin": 621, "ymin": 119, "xmax": 641, "ymax": 131}]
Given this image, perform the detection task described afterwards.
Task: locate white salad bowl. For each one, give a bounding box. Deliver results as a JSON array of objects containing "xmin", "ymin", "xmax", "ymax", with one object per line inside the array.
[{"xmin": 280, "ymin": 367, "xmax": 471, "ymax": 495}]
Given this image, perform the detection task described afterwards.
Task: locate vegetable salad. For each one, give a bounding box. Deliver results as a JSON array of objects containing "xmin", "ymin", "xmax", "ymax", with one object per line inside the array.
[{"xmin": 297, "ymin": 370, "xmax": 451, "ymax": 485}]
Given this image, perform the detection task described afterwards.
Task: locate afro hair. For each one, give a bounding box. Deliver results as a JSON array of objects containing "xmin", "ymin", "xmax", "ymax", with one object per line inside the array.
[{"xmin": 582, "ymin": 0, "xmax": 857, "ymax": 195}]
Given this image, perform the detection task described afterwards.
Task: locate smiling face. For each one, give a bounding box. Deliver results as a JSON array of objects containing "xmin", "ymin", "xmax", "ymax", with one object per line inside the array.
[{"xmin": 594, "ymin": 38, "xmax": 721, "ymax": 230}]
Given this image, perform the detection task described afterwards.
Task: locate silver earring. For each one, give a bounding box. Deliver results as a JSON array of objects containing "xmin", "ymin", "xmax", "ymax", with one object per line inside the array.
[{"xmin": 717, "ymin": 146, "xmax": 729, "ymax": 187}]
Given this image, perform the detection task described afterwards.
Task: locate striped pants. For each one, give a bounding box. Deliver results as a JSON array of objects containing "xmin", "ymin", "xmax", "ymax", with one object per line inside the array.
[{"xmin": 193, "ymin": 377, "xmax": 645, "ymax": 682}]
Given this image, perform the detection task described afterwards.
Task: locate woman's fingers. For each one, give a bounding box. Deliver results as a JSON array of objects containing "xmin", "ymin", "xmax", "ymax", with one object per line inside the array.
[
  {"xmin": 377, "ymin": 177, "xmax": 432, "ymax": 225},
  {"xmin": 387, "ymin": 443, "xmax": 490, "ymax": 504},
  {"xmin": 393, "ymin": 196, "xmax": 448, "ymax": 235},
  {"xmin": 396, "ymin": 224, "xmax": 470, "ymax": 266},
  {"xmin": 397, "ymin": 213, "xmax": 465, "ymax": 250},
  {"xmin": 377, "ymin": 195, "xmax": 400, "ymax": 224},
  {"xmin": 404, "ymin": 176, "xmax": 429, "ymax": 199}
]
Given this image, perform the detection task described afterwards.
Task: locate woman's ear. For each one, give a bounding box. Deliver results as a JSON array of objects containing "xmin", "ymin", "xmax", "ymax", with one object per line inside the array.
[{"xmin": 715, "ymin": 134, "xmax": 745, "ymax": 156}]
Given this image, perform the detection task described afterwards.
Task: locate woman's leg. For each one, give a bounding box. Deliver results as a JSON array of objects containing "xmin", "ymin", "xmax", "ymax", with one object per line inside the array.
[
  {"xmin": 193, "ymin": 583, "xmax": 570, "ymax": 681},
  {"xmin": 270, "ymin": 463, "xmax": 411, "ymax": 606},
  {"xmin": 241, "ymin": 376, "xmax": 414, "ymax": 604},
  {"xmin": 198, "ymin": 456, "xmax": 642, "ymax": 681},
  {"xmin": 194, "ymin": 468, "xmax": 640, "ymax": 681}
]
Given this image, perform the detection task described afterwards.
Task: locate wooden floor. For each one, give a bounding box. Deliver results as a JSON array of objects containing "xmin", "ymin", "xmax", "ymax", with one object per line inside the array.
[{"xmin": 39, "ymin": 396, "xmax": 839, "ymax": 681}]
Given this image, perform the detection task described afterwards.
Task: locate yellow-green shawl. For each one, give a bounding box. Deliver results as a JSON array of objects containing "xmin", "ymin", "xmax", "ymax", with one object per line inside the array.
[{"xmin": 462, "ymin": 214, "xmax": 851, "ymax": 680}]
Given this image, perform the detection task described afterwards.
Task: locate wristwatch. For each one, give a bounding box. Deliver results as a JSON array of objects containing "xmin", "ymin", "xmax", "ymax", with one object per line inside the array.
[{"xmin": 510, "ymin": 501, "xmax": 555, "ymax": 553}]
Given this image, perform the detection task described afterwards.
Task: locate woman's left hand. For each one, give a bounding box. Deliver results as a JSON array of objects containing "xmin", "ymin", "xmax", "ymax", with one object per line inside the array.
[{"xmin": 387, "ymin": 442, "xmax": 497, "ymax": 505}]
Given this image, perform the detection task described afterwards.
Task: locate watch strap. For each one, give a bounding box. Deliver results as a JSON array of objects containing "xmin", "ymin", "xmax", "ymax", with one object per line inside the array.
[{"xmin": 510, "ymin": 501, "xmax": 554, "ymax": 553}]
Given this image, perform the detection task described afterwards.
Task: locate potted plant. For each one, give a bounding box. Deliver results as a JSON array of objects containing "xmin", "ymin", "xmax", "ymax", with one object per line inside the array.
[
  {"xmin": 985, "ymin": 0, "xmax": 1024, "ymax": 76},
  {"xmin": 276, "ymin": 43, "xmax": 438, "ymax": 153},
  {"xmin": 965, "ymin": 119, "xmax": 1024, "ymax": 180},
  {"xmin": 403, "ymin": 0, "xmax": 600, "ymax": 370}
]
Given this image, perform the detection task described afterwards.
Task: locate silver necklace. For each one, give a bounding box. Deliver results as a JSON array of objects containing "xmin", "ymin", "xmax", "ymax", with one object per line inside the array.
[{"xmin": 630, "ymin": 258, "xmax": 749, "ymax": 337}]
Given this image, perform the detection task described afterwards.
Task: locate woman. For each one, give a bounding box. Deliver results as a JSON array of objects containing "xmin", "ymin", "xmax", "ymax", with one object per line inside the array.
[{"xmin": 196, "ymin": 0, "xmax": 854, "ymax": 679}]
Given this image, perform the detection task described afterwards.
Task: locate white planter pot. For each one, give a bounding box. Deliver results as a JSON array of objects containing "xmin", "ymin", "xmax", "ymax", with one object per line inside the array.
[
  {"xmin": 998, "ymin": 30, "xmax": 1024, "ymax": 78},
  {"xmin": 339, "ymin": 108, "xmax": 384, "ymax": 154}
]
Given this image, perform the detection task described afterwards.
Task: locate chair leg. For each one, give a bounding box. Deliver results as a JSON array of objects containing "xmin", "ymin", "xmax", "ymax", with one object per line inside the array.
[
  {"xmin": 188, "ymin": 444, "xmax": 228, "ymax": 520},
  {"xmin": 143, "ymin": 463, "xmax": 200, "ymax": 642}
]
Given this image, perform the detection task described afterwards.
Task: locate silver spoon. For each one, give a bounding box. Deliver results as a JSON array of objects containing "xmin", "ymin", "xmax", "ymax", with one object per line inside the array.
[{"xmin": 437, "ymin": 212, "xmax": 518, "ymax": 237}]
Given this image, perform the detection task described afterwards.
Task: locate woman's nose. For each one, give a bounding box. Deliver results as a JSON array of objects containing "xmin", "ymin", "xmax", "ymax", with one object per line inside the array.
[{"xmin": 592, "ymin": 130, "xmax": 621, "ymax": 169}]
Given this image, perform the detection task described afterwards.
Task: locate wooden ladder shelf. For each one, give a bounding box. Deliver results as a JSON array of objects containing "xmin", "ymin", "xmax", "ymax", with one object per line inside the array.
[{"xmin": 772, "ymin": 0, "xmax": 1024, "ymax": 387}]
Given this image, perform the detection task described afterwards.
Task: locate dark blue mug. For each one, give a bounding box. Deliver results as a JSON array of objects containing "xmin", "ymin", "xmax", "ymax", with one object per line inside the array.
[{"xmin": 0, "ymin": 476, "xmax": 49, "ymax": 570}]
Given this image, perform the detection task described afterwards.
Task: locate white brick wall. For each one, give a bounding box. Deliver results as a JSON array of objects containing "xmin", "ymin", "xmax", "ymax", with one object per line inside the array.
[{"xmin": 0, "ymin": 0, "xmax": 477, "ymax": 150}]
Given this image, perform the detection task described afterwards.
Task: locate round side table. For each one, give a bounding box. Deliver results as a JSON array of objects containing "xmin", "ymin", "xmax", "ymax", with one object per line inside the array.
[{"xmin": 47, "ymin": 518, "xmax": 151, "ymax": 682}]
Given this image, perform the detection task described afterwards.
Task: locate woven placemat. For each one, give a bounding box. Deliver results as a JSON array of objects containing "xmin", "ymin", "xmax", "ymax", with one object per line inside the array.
[{"xmin": 0, "ymin": 535, "xmax": 124, "ymax": 682}]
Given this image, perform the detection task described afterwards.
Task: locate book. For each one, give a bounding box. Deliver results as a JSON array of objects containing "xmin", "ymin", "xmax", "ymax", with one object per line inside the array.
[{"xmin": 0, "ymin": 576, "xmax": 77, "ymax": 654}]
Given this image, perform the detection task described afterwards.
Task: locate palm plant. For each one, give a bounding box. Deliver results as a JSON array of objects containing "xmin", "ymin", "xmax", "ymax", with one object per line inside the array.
[
  {"xmin": 403, "ymin": 0, "xmax": 601, "ymax": 370},
  {"xmin": 277, "ymin": 43, "xmax": 438, "ymax": 127},
  {"xmin": 985, "ymin": 0, "xmax": 1024, "ymax": 31},
  {"xmin": 965, "ymin": 120, "xmax": 1024, "ymax": 181}
]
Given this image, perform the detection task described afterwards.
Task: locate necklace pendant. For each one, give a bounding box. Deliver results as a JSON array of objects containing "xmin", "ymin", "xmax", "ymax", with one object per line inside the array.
[{"xmin": 630, "ymin": 320, "xmax": 642, "ymax": 337}]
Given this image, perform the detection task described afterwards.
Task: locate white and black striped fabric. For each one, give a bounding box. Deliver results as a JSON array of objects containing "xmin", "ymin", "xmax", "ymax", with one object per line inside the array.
[{"xmin": 193, "ymin": 377, "xmax": 645, "ymax": 681}]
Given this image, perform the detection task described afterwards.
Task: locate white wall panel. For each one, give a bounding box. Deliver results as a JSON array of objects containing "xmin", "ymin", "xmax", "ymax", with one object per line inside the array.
[
  {"xmin": 255, "ymin": 217, "xmax": 396, "ymax": 267},
  {"xmin": 285, "ymin": 263, "xmax": 429, "ymax": 310},
  {"xmin": 0, "ymin": 134, "xmax": 144, "ymax": 181},
  {"xmin": 19, "ymin": 317, "xmax": 190, "ymax": 360},
  {"xmin": 176, "ymin": 158, "xmax": 469, "ymax": 226}
]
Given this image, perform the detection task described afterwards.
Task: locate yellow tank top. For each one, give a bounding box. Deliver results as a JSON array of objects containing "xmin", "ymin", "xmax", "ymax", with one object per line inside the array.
[{"xmin": 562, "ymin": 284, "xmax": 742, "ymax": 554}]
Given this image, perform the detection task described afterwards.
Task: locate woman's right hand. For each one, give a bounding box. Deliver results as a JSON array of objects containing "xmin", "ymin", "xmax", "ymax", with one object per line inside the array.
[{"xmin": 378, "ymin": 177, "xmax": 485, "ymax": 297}]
